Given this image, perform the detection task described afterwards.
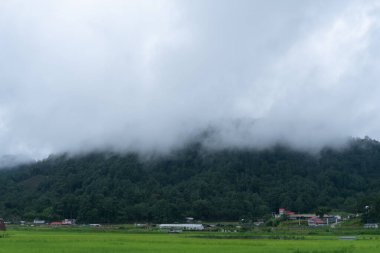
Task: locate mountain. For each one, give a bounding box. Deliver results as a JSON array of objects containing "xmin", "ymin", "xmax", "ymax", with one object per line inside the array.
[{"xmin": 1, "ymin": 138, "xmax": 380, "ymax": 223}]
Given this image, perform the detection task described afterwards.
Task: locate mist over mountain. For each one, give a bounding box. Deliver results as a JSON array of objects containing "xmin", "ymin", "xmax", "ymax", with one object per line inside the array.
[
  {"xmin": 1, "ymin": 1, "xmax": 380, "ymax": 159},
  {"xmin": 0, "ymin": 137, "xmax": 379, "ymax": 223},
  {"xmin": 0, "ymin": 155, "xmax": 35, "ymax": 169}
]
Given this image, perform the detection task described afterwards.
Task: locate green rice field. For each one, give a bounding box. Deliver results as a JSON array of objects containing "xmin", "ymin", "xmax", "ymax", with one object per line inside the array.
[{"xmin": 1, "ymin": 228, "xmax": 380, "ymax": 253}]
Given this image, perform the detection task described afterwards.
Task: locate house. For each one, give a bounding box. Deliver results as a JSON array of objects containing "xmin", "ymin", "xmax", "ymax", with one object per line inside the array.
[
  {"xmin": 158, "ymin": 224, "xmax": 204, "ymax": 231},
  {"xmin": 33, "ymin": 219, "xmax": 46, "ymax": 225},
  {"xmin": 307, "ymin": 217, "xmax": 328, "ymax": 226},
  {"xmin": 62, "ymin": 219, "xmax": 76, "ymax": 225},
  {"xmin": 0, "ymin": 218, "xmax": 6, "ymax": 231},
  {"xmin": 50, "ymin": 221, "xmax": 63, "ymax": 226},
  {"xmin": 288, "ymin": 214, "xmax": 315, "ymax": 220},
  {"xmin": 364, "ymin": 223, "xmax": 378, "ymax": 229},
  {"xmin": 277, "ymin": 208, "xmax": 295, "ymax": 218},
  {"xmin": 307, "ymin": 215, "xmax": 339, "ymax": 226},
  {"xmin": 49, "ymin": 219, "xmax": 76, "ymax": 226}
]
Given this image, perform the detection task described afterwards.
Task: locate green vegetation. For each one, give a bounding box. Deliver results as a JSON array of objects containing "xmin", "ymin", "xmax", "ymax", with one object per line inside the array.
[
  {"xmin": 1, "ymin": 228, "xmax": 380, "ymax": 253},
  {"xmin": 1, "ymin": 137, "xmax": 380, "ymax": 223}
]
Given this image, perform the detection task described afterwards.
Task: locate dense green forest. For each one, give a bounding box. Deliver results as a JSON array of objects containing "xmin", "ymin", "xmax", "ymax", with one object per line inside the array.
[{"xmin": 1, "ymin": 137, "xmax": 380, "ymax": 223}]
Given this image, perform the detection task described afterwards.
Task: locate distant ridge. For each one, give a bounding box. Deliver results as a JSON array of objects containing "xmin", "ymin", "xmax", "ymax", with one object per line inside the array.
[{"xmin": 0, "ymin": 137, "xmax": 380, "ymax": 223}]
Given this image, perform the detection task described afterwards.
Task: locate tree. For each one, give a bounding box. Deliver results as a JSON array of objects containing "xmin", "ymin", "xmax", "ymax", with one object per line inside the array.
[{"xmin": 315, "ymin": 207, "xmax": 331, "ymax": 219}]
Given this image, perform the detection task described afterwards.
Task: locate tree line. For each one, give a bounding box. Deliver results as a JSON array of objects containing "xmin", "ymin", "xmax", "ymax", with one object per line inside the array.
[{"xmin": 1, "ymin": 138, "xmax": 380, "ymax": 223}]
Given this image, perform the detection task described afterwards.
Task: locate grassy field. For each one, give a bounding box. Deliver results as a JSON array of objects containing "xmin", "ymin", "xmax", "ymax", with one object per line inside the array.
[{"xmin": 1, "ymin": 228, "xmax": 380, "ymax": 253}]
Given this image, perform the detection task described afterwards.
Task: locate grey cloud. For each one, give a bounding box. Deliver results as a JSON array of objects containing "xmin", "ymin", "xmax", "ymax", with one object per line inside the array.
[{"xmin": 1, "ymin": 0, "xmax": 380, "ymax": 160}]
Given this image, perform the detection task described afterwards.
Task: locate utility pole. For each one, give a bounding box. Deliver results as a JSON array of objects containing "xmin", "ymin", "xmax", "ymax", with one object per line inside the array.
[{"xmin": 365, "ymin": 205, "xmax": 370, "ymax": 224}]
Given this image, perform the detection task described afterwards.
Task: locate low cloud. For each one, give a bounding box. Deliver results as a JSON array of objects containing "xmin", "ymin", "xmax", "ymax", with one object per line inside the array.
[{"xmin": 1, "ymin": 0, "xmax": 380, "ymax": 159}]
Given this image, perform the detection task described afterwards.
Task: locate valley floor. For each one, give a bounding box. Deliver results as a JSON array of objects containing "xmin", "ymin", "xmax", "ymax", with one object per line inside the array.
[{"xmin": 1, "ymin": 228, "xmax": 380, "ymax": 253}]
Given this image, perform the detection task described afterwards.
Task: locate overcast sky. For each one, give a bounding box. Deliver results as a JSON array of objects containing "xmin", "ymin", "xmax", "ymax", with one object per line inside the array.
[{"xmin": 1, "ymin": 0, "xmax": 380, "ymax": 160}]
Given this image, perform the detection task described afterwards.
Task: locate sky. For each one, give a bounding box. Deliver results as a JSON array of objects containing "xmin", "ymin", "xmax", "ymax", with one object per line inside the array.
[{"xmin": 1, "ymin": 0, "xmax": 380, "ymax": 161}]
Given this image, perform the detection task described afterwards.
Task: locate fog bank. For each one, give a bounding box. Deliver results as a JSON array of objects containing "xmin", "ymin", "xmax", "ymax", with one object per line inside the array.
[{"xmin": 1, "ymin": 0, "xmax": 380, "ymax": 160}]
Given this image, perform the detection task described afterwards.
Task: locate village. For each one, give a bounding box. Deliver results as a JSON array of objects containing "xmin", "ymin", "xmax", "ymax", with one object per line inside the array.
[{"xmin": 1, "ymin": 208, "xmax": 377, "ymax": 233}]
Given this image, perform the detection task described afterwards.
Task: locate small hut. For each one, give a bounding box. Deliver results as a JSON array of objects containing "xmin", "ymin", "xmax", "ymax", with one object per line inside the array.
[{"xmin": 0, "ymin": 218, "xmax": 6, "ymax": 231}]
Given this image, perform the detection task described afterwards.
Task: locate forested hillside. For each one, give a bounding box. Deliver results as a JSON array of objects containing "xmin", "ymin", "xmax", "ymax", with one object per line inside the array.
[{"xmin": 1, "ymin": 138, "xmax": 380, "ymax": 223}]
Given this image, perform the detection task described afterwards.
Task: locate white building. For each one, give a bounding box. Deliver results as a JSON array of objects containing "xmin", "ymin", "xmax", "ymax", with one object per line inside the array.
[
  {"xmin": 33, "ymin": 219, "xmax": 46, "ymax": 225},
  {"xmin": 364, "ymin": 223, "xmax": 378, "ymax": 229},
  {"xmin": 62, "ymin": 219, "xmax": 76, "ymax": 225},
  {"xmin": 158, "ymin": 224, "xmax": 204, "ymax": 231}
]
